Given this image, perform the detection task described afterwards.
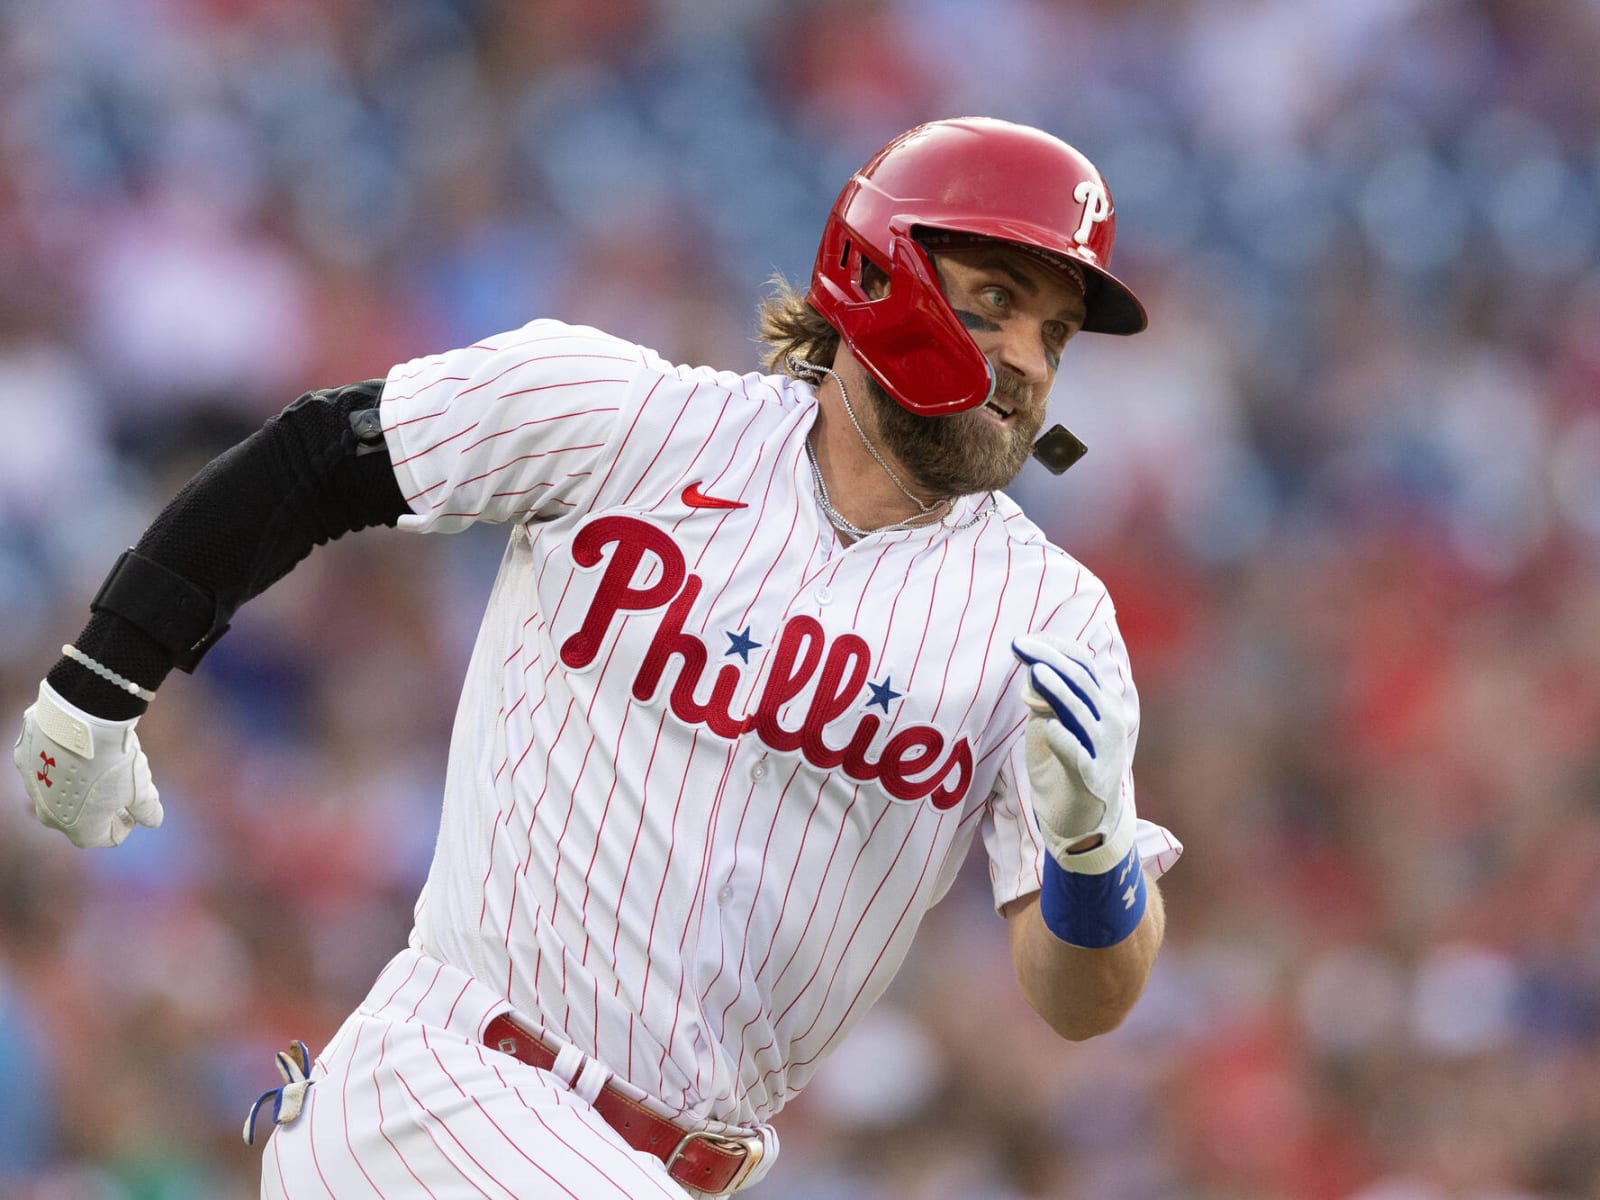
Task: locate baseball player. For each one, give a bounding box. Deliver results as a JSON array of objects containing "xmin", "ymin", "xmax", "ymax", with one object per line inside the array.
[{"xmin": 14, "ymin": 116, "xmax": 1181, "ymax": 1197}]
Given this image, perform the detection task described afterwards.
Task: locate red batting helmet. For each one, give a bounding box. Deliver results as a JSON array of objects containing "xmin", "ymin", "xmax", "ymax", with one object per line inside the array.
[{"xmin": 808, "ymin": 116, "xmax": 1147, "ymax": 417}]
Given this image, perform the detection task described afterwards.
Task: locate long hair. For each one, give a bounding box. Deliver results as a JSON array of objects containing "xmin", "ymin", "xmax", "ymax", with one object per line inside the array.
[{"xmin": 754, "ymin": 274, "xmax": 839, "ymax": 376}]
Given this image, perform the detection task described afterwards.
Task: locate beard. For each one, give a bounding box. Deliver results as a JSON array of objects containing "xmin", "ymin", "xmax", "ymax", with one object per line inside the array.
[{"xmin": 861, "ymin": 369, "xmax": 1045, "ymax": 497}]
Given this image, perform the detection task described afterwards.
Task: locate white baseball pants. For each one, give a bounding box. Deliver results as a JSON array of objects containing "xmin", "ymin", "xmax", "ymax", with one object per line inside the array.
[{"xmin": 259, "ymin": 950, "xmax": 695, "ymax": 1199}]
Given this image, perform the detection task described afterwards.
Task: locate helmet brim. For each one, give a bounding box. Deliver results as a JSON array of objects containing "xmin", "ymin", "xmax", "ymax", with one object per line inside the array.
[
  {"xmin": 913, "ymin": 219, "xmax": 1148, "ymax": 335},
  {"xmin": 1080, "ymin": 266, "xmax": 1147, "ymax": 335}
]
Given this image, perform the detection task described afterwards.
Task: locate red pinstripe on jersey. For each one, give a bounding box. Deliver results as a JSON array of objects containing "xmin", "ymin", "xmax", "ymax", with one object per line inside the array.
[
  {"xmin": 374, "ymin": 1028, "xmax": 434, "ymax": 1194},
  {"xmin": 335, "ymin": 1025, "xmax": 387, "ymax": 1198},
  {"xmin": 367, "ymin": 318, "xmax": 1176, "ymax": 1138}
]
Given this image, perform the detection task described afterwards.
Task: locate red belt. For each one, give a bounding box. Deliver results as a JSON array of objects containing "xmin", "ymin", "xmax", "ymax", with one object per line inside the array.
[{"xmin": 483, "ymin": 1014, "xmax": 763, "ymax": 1194}]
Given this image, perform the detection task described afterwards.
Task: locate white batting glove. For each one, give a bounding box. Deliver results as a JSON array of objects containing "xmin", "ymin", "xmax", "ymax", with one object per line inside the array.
[
  {"xmin": 1012, "ymin": 634, "xmax": 1136, "ymax": 875},
  {"xmin": 13, "ymin": 681, "xmax": 163, "ymax": 848}
]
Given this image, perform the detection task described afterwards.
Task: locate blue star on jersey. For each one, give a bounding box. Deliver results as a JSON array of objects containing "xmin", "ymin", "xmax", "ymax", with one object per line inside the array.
[
  {"xmin": 865, "ymin": 676, "xmax": 903, "ymax": 713},
  {"xmin": 724, "ymin": 626, "xmax": 762, "ymax": 663}
]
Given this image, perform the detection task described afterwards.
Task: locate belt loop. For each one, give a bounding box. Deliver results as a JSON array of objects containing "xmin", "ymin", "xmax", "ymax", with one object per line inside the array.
[
  {"xmin": 746, "ymin": 1125, "xmax": 779, "ymax": 1190},
  {"xmin": 551, "ymin": 1042, "xmax": 584, "ymax": 1089},
  {"xmin": 571, "ymin": 1057, "xmax": 610, "ymax": 1106}
]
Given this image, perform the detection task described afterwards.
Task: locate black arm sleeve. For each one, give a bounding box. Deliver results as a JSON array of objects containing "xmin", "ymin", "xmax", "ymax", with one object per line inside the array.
[{"xmin": 47, "ymin": 380, "xmax": 410, "ymax": 720}]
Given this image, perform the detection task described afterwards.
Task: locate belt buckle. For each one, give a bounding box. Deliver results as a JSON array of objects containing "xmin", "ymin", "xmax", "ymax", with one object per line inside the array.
[{"xmin": 665, "ymin": 1128, "xmax": 764, "ymax": 1193}]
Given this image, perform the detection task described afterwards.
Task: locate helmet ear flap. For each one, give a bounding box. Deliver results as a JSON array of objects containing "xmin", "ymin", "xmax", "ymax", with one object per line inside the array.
[{"xmin": 811, "ymin": 218, "xmax": 995, "ymax": 416}]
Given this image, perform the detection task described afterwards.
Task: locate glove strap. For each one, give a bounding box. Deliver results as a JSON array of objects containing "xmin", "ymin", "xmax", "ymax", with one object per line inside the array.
[
  {"xmin": 1039, "ymin": 846, "xmax": 1147, "ymax": 949},
  {"xmin": 34, "ymin": 682, "xmax": 96, "ymax": 757}
]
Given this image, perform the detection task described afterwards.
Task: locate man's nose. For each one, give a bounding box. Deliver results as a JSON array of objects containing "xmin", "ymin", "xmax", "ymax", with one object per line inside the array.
[{"xmin": 990, "ymin": 322, "xmax": 1053, "ymax": 387}]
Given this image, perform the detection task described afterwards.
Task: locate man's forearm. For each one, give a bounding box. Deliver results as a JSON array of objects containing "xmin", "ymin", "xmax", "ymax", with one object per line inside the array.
[{"xmin": 1004, "ymin": 876, "xmax": 1165, "ymax": 1041}]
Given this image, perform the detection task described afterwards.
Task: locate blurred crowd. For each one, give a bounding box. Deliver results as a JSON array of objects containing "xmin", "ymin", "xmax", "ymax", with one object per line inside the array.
[{"xmin": 2, "ymin": 0, "xmax": 1599, "ymax": 1197}]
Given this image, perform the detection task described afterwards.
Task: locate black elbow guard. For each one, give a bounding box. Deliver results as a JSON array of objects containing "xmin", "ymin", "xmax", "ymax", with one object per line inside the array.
[
  {"xmin": 109, "ymin": 378, "xmax": 407, "ymax": 672},
  {"xmin": 56, "ymin": 380, "xmax": 408, "ymax": 717}
]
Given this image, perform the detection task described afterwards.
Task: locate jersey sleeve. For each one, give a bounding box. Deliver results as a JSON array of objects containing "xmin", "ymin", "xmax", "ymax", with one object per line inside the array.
[
  {"xmin": 379, "ymin": 320, "xmax": 646, "ymax": 533},
  {"xmin": 979, "ymin": 590, "xmax": 1182, "ymax": 914}
]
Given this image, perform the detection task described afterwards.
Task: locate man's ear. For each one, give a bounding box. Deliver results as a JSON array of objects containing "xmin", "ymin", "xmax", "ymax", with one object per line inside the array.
[{"xmin": 860, "ymin": 258, "xmax": 892, "ymax": 300}]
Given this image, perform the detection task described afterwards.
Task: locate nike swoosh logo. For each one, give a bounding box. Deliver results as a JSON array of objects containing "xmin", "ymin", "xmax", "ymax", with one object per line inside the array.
[{"xmin": 682, "ymin": 482, "xmax": 747, "ymax": 510}]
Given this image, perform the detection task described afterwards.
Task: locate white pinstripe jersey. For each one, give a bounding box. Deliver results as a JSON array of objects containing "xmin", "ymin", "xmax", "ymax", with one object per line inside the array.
[{"xmin": 377, "ymin": 319, "xmax": 1178, "ymax": 1130}]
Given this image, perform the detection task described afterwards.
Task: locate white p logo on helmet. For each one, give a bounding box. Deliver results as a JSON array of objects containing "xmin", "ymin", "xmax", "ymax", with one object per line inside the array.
[{"xmin": 1072, "ymin": 180, "xmax": 1111, "ymax": 245}]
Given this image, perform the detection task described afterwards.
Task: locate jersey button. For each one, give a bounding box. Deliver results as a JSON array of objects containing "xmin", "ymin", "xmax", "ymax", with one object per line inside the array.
[
  {"xmin": 814, "ymin": 586, "xmax": 833, "ymax": 605},
  {"xmin": 750, "ymin": 759, "xmax": 768, "ymax": 781},
  {"xmin": 717, "ymin": 884, "xmax": 735, "ymax": 905}
]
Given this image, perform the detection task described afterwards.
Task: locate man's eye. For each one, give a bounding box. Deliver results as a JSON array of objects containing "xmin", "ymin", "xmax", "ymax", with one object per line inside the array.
[{"xmin": 982, "ymin": 286, "xmax": 1010, "ymax": 309}]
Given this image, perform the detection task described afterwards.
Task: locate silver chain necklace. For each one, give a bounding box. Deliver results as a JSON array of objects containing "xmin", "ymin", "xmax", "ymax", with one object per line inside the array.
[
  {"xmin": 789, "ymin": 356, "xmax": 945, "ymax": 520},
  {"xmin": 803, "ymin": 437, "xmax": 922, "ymax": 539},
  {"xmin": 802, "ymin": 440, "xmax": 994, "ymax": 539},
  {"xmin": 790, "ymin": 355, "xmax": 956, "ymax": 539}
]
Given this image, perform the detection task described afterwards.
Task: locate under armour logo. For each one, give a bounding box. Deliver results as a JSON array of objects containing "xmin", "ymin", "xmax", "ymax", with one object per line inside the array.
[
  {"xmin": 1117, "ymin": 847, "xmax": 1139, "ymax": 909},
  {"xmin": 1072, "ymin": 180, "xmax": 1111, "ymax": 245},
  {"xmin": 36, "ymin": 751, "xmax": 55, "ymax": 788}
]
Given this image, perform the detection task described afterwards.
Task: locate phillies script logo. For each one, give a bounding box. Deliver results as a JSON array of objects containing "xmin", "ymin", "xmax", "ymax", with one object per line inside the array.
[{"xmin": 559, "ymin": 516, "xmax": 972, "ymax": 810}]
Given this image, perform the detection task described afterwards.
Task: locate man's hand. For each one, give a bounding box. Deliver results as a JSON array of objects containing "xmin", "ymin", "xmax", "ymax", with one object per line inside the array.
[
  {"xmin": 1011, "ymin": 633, "xmax": 1135, "ymax": 874},
  {"xmin": 13, "ymin": 681, "xmax": 163, "ymax": 847}
]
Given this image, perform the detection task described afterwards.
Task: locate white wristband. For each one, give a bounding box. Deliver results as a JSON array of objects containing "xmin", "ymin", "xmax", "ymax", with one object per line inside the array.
[{"xmin": 60, "ymin": 644, "xmax": 156, "ymax": 703}]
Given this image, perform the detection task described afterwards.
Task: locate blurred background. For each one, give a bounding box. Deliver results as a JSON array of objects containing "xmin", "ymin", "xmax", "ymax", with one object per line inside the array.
[{"xmin": 2, "ymin": 0, "xmax": 1598, "ymax": 1197}]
